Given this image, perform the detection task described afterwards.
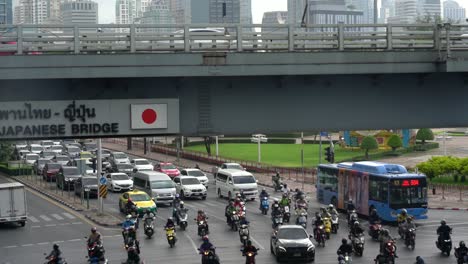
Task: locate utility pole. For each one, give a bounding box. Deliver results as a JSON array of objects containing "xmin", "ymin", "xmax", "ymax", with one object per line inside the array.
[{"xmin": 97, "ymin": 138, "xmax": 103, "ymax": 214}]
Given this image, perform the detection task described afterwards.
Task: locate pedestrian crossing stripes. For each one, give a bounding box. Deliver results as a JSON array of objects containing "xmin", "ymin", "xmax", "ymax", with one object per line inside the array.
[
  {"xmin": 62, "ymin": 213, "xmax": 76, "ymax": 219},
  {"xmin": 28, "ymin": 216, "xmax": 39, "ymax": 223},
  {"xmin": 28, "ymin": 212, "xmax": 76, "ymax": 223},
  {"xmin": 39, "ymin": 215, "xmax": 52, "ymax": 221},
  {"xmin": 51, "ymin": 214, "xmax": 64, "ymax": 220}
]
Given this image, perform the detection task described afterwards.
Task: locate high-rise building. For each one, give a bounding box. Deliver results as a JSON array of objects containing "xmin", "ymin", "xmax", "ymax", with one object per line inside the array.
[
  {"xmin": 261, "ymin": 11, "xmax": 288, "ymax": 33},
  {"xmin": 61, "ymin": 0, "xmax": 98, "ymax": 25},
  {"xmin": 418, "ymin": 0, "xmax": 441, "ymax": 20},
  {"xmin": 387, "ymin": 0, "xmax": 418, "ymax": 23},
  {"xmin": 0, "ymin": 0, "xmax": 13, "ymax": 24},
  {"xmin": 208, "ymin": 0, "xmax": 252, "ymax": 24},
  {"xmin": 379, "ymin": 0, "xmax": 395, "ymax": 23},
  {"xmin": 115, "ymin": 0, "xmax": 137, "ymax": 24},
  {"xmin": 307, "ymin": 0, "xmax": 364, "ymax": 26},
  {"xmin": 169, "ymin": 0, "xmax": 191, "ymax": 23},
  {"xmin": 13, "ymin": 0, "xmax": 33, "ymax": 24},
  {"xmin": 346, "ymin": 0, "xmax": 375, "ymax": 23},
  {"xmin": 287, "ymin": 0, "xmax": 307, "ymax": 24},
  {"xmin": 443, "ymin": 0, "xmax": 466, "ymax": 22},
  {"xmin": 136, "ymin": 0, "xmax": 151, "ymax": 18},
  {"xmin": 138, "ymin": 0, "xmax": 174, "ymax": 32}
]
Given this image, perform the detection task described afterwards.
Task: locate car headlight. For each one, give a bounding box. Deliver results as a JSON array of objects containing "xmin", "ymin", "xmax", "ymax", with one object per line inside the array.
[
  {"xmin": 278, "ymin": 246, "xmax": 287, "ymax": 252},
  {"xmin": 307, "ymin": 245, "xmax": 315, "ymax": 252}
]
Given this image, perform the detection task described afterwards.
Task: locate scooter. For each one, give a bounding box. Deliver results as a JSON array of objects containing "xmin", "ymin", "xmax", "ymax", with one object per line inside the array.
[
  {"xmin": 242, "ymin": 248, "xmax": 259, "ymax": 264},
  {"xmin": 338, "ymin": 253, "xmax": 351, "ymax": 264},
  {"xmin": 178, "ymin": 209, "xmax": 189, "ymax": 231},
  {"xmin": 239, "ymin": 224, "xmax": 250, "ymax": 246},
  {"xmin": 166, "ymin": 227, "xmax": 177, "ymax": 248},
  {"xmin": 331, "ymin": 213, "xmax": 339, "ymax": 234},
  {"xmin": 405, "ymin": 228, "xmax": 416, "ymax": 250},
  {"xmin": 437, "ymin": 236, "xmax": 452, "ymax": 256},
  {"xmin": 315, "ymin": 225, "xmax": 326, "ymax": 247},
  {"xmin": 369, "ymin": 222, "xmax": 382, "ymax": 240},
  {"xmin": 272, "ymin": 214, "xmax": 283, "ymax": 229},
  {"xmin": 43, "ymin": 253, "xmax": 68, "ymax": 264},
  {"xmin": 350, "ymin": 233, "xmax": 365, "ymax": 257},
  {"xmin": 143, "ymin": 217, "xmax": 154, "ymax": 239},
  {"xmin": 231, "ymin": 211, "xmax": 240, "ymax": 231},
  {"xmin": 455, "ymin": 246, "xmax": 468, "ymax": 264},
  {"xmin": 296, "ymin": 211, "xmax": 307, "ymax": 229},
  {"xmin": 200, "ymin": 248, "xmax": 219, "ymax": 264},
  {"xmin": 375, "ymin": 240, "xmax": 396, "ymax": 264},
  {"xmin": 197, "ymin": 219, "xmax": 209, "ymax": 237},
  {"xmin": 282, "ymin": 205, "xmax": 291, "ymax": 223},
  {"xmin": 260, "ymin": 197, "xmax": 269, "ymax": 215},
  {"xmin": 323, "ymin": 217, "xmax": 332, "ymax": 239},
  {"xmin": 85, "ymin": 240, "xmax": 107, "ymax": 264}
]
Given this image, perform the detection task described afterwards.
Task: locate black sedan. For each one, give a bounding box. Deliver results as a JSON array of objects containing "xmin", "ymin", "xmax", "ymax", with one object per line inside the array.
[
  {"xmin": 270, "ymin": 225, "xmax": 315, "ymax": 262},
  {"xmin": 74, "ymin": 176, "xmax": 99, "ymax": 198}
]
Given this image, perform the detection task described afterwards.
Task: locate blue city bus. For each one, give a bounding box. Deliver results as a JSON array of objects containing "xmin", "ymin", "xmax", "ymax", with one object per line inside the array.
[{"xmin": 316, "ymin": 161, "xmax": 428, "ymax": 222}]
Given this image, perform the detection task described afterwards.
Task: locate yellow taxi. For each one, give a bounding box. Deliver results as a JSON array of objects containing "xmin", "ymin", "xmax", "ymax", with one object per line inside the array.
[
  {"xmin": 79, "ymin": 151, "xmax": 94, "ymax": 160},
  {"xmin": 119, "ymin": 190, "xmax": 157, "ymax": 215}
]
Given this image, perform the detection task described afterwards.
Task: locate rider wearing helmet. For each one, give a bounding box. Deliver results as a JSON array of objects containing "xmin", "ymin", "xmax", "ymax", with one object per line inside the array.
[
  {"xmin": 196, "ymin": 209, "xmax": 209, "ymax": 233},
  {"xmin": 320, "ymin": 206, "xmax": 331, "ymax": 218},
  {"xmin": 279, "ymin": 193, "xmax": 290, "ymax": 207},
  {"xmin": 172, "ymin": 194, "xmax": 181, "ymax": 219},
  {"xmin": 313, "ymin": 214, "xmax": 324, "ymax": 239},
  {"xmin": 369, "ymin": 208, "xmax": 380, "ymax": 225},
  {"xmin": 165, "ymin": 217, "xmax": 176, "ymax": 230},
  {"xmin": 378, "ymin": 229, "xmax": 393, "ymax": 254},
  {"xmin": 350, "ymin": 221, "xmax": 364, "ymax": 238},
  {"xmin": 455, "ymin": 241, "xmax": 468, "ymax": 262},
  {"xmin": 45, "ymin": 244, "xmax": 62, "ymax": 263},
  {"xmin": 328, "ymin": 204, "xmax": 338, "ymax": 216},
  {"xmin": 437, "ymin": 219, "xmax": 452, "ymax": 248},
  {"xmin": 88, "ymin": 227, "xmax": 102, "ymax": 245},
  {"xmin": 271, "ymin": 199, "xmax": 282, "ymax": 217},
  {"xmin": 415, "ymin": 256, "xmax": 425, "ymax": 264},
  {"xmin": 259, "ymin": 188, "xmax": 269, "ymax": 199},
  {"xmin": 397, "ymin": 209, "xmax": 409, "ymax": 224},
  {"xmin": 199, "ymin": 235, "xmax": 215, "ymax": 254},
  {"xmin": 225, "ymin": 200, "xmax": 237, "ymax": 224},
  {"xmin": 242, "ymin": 240, "xmax": 258, "ymax": 256},
  {"xmin": 337, "ymin": 238, "xmax": 353, "ymax": 256},
  {"xmin": 175, "ymin": 201, "xmax": 186, "ymax": 225}
]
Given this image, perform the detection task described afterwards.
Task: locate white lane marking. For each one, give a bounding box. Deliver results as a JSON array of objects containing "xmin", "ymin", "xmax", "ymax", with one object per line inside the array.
[
  {"xmin": 68, "ymin": 239, "xmax": 82, "ymax": 242},
  {"xmin": 421, "ymin": 222, "xmax": 468, "ymax": 228},
  {"xmin": 203, "ymin": 202, "xmax": 218, "ymax": 207},
  {"xmin": 31, "ymin": 225, "xmax": 41, "ymax": 228},
  {"xmin": 45, "ymin": 224, "xmax": 57, "ymax": 227},
  {"xmin": 21, "ymin": 244, "xmax": 33, "ymax": 247},
  {"xmin": 39, "ymin": 215, "xmax": 52, "ymax": 221},
  {"xmin": 4, "ymin": 246, "xmax": 17, "ymax": 249},
  {"xmin": 53, "ymin": 241, "xmax": 64, "ymax": 243},
  {"xmin": 28, "ymin": 216, "xmax": 39, "ymax": 223},
  {"xmin": 51, "ymin": 214, "xmax": 64, "ymax": 220},
  {"xmin": 62, "ymin": 212, "xmax": 76, "ymax": 219},
  {"xmin": 183, "ymin": 232, "xmax": 200, "ymax": 255},
  {"xmin": 250, "ymin": 236, "xmax": 265, "ymax": 250},
  {"xmin": 71, "ymin": 222, "xmax": 82, "ymax": 225},
  {"xmin": 37, "ymin": 242, "xmax": 49, "ymax": 245}
]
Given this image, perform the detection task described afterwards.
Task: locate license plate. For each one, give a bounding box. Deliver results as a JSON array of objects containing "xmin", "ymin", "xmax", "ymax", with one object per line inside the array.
[{"xmin": 293, "ymin": 253, "xmax": 301, "ymax": 257}]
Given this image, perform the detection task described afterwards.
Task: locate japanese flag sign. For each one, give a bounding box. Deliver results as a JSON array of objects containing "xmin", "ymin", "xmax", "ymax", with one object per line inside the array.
[{"xmin": 131, "ymin": 104, "xmax": 167, "ymax": 129}]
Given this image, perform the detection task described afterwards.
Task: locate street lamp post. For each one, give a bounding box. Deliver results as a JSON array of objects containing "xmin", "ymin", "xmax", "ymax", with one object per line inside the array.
[{"xmin": 251, "ymin": 134, "xmax": 268, "ymax": 164}]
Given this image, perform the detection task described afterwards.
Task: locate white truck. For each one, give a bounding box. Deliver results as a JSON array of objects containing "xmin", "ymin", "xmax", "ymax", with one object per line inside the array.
[{"xmin": 0, "ymin": 182, "xmax": 28, "ymax": 227}]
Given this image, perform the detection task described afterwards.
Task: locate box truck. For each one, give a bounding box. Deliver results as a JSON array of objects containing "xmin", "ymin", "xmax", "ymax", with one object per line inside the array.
[{"xmin": 0, "ymin": 182, "xmax": 28, "ymax": 227}]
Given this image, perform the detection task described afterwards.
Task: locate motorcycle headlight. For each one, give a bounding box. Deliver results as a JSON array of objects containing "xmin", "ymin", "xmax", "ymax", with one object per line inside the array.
[{"xmin": 278, "ymin": 246, "xmax": 286, "ymax": 252}]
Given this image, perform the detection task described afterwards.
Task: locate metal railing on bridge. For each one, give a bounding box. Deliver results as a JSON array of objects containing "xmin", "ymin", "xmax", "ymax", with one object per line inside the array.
[{"xmin": 0, "ymin": 23, "xmax": 467, "ymax": 55}]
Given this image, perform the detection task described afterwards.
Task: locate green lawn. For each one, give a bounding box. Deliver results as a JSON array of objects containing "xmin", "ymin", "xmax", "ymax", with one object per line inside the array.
[
  {"xmin": 429, "ymin": 176, "xmax": 468, "ymax": 186},
  {"xmin": 185, "ymin": 143, "xmax": 382, "ymax": 167}
]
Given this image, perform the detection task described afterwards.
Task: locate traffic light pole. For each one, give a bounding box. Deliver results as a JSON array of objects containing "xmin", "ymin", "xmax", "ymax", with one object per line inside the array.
[
  {"xmin": 97, "ymin": 138, "xmax": 103, "ymax": 214},
  {"xmin": 319, "ymin": 133, "xmax": 322, "ymax": 164}
]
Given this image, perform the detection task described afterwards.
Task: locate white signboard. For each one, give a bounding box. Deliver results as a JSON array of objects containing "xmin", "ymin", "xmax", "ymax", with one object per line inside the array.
[{"xmin": 0, "ymin": 99, "xmax": 179, "ymax": 140}]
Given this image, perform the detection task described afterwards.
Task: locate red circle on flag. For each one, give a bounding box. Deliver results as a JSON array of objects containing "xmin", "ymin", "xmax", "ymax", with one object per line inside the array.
[{"xmin": 142, "ymin": 109, "xmax": 157, "ymax": 124}]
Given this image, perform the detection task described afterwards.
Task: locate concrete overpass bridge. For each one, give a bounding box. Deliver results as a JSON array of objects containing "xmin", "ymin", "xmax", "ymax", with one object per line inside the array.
[{"xmin": 1, "ymin": 23, "xmax": 468, "ymax": 136}]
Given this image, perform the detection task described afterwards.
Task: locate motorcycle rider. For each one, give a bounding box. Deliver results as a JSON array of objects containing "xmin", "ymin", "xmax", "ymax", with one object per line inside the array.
[
  {"xmin": 293, "ymin": 188, "xmax": 304, "ymax": 201},
  {"xmin": 328, "ymin": 204, "xmax": 338, "ymax": 216},
  {"xmin": 45, "ymin": 244, "xmax": 62, "ymax": 263},
  {"xmin": 88, "ymin": 227, "xmax": 102, "ymax": 246},
  {"xmin": 126, "ymin": 240, "xmax": 140, "ymax": 264},
  {"xmin": 144, "ymin": 209, "xmax": 155, "ymax": 227},
  {"xmin": 175, "ymin": 201, "xmax": 187, "ymax": 225},
  {"xmin": 320, "ymin": 206, "xmax": 331, "ymax": 219},
  {"xmin": 378, "ymin": 228, "xmax": 396, "ymax": 256},
  {"xmin": 233, "ymin": 196, "xmax": 244, "ymax": 210},
  {"xmin": 313, "ymin": 213, "xmax": 324, "ymax": 239},
  {"xmin": 172, "ymin": 194, "xmax": 182, "ymax": 219},
  {"xmin": 272, "ymin": 171, "xmax": 281, "ymax": 189},
  {"xmin": 455, "ymin": 241, "xmax": 468, "ymax": 263},
  {"xmin": 405, "ymin": 217, "xmax": 417, "ymax": 239},
  {"xmin": 295, "ymin": 194, "xmax": 307, "ymax": 212},
  {"xmin": 165, "ymin": 217, "xmax": 176, "ymax": 230},
  {"xmin": 279, "ymin": 193, "xmax": 290, "ymax": 208},
  {"xmin": 337, "ymin": 238, "xmax": 353, "ymax": 258},
  {"xmin": 397, "ymin": 209, "xmax": 411, "ymax": 239},
  {"xmin": 225, "ymin": 200, "xmax": 236, "ymax": 224},
  {"xmin": 122, "ymin": 214, "xmax": 136, "ymax": 240},
  {"xmin": 199, "ymin": 236, "xmax": 220, "ymax": 262},
  {"xmin": 346, "ymin": 199, "xmax": 355, "ymax": 222},
  {"xmin": 259, "ymin": 188, "xmax": 270, "ymax": 210},
  {"xmin": 350, "ymin": 221, "xmax": 365, "ymax": 238},
  {"xmin": 126, "ymin": 198, "xmax": 137, "ymax": 214},
  {"xmin": 415, "ymin": 256, "xmax": 425, "ymax": 264},
  {"xmin": 196, "ymin": 209, "xmax": 209, "ymax": 234},
  {"xmin": 369, "ymin": 208, "xmax": 380, "ymax": 225},
  {"xmin": 437, "ymin": 219, "xmax": 452, "ymax": 248},
  {"xmin": 241, "ymin": 240, "xmax": 258, "ymax": 257},
  {"xmin": 271, "ymin": 200, "xmax": 282, "ymax": 217}
]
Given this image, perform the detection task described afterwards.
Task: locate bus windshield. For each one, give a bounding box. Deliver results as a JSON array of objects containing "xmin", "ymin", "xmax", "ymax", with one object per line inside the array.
[{"xmin": 390, "ymin": 179, "xmax": 427, "ymax": 209}]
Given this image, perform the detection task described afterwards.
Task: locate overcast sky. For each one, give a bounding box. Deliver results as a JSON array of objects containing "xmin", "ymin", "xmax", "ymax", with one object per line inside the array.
[{"xmin": 13, "ymin": 0, "xmax": 468, "ymax": 24}]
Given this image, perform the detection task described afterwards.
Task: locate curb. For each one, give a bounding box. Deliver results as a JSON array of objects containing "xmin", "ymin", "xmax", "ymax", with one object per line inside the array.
[
  {"xmin": 84, "ymin": 214, "xmax": 121, "ymax": 227},
  {"xmin": 11, "ymin": 176, "xmax": 83, "ymax": 212},
  {"xmin": 428, "ymin": 207, "xmax": 468, "ymax": 211}
]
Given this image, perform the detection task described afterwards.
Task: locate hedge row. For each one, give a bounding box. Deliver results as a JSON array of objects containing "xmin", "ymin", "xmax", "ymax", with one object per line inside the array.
[
  {"xmin": 341, "ymin": 142, "xmax": 439, "ymax": 162},
  {"xmin": 0, "ymin": 164, "xmax": 33, "ymax": 176},
  {"xmin": 183, "ymin": 138, "xmax": 296, "ymax": 146}
]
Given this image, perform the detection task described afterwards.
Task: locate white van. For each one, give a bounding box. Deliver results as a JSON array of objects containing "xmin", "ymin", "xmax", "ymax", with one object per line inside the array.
[
  {"xmin": 133, "ymin": 171, "xmax": 176, "ymax": 205},
  {"xmin": 215, "ymin": 169, "xmax": 258, "ymax": 200}
]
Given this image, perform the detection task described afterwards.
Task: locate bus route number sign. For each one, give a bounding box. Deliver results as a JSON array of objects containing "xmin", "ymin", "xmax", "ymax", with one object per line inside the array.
[{"xmin": 394, "ymin": 179, "xmax": 420, "ymax": 187}]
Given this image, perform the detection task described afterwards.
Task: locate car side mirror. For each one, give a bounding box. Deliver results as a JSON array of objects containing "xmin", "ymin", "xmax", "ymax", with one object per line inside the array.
[
  {"xmin": 228, "ymin": 181, "xmax": 233, "ymax": 184},
  {"xmin": 176, "ymin": 182, "xmax": 180, "ymax": 185}
]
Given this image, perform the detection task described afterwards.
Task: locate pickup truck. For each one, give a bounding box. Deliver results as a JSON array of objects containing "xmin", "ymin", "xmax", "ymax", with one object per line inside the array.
[
  {"xmin": 211, "ymin": 162, "xmax": 245, "ymax": 175},
  {"xmin": 0, "ymin": 182, "xmax": 28, "ymax": 227}
]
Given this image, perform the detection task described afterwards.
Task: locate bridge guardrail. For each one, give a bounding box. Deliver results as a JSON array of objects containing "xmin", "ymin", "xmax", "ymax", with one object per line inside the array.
[{"xmin": 1, "ymin": 23, "xmax": 468, "ymax": 55}]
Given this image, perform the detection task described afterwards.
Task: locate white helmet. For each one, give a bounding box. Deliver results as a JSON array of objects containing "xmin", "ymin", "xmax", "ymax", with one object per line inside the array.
[
  {"xmin": 328, "ymin": 204, "xmax": 334, "ymax": 209},
  {"xmin": 126, "ymin": 214, "xmax": 132, "ymax": 219}
]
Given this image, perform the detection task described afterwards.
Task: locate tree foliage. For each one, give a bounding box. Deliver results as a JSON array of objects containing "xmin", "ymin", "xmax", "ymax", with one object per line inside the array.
[
  {"xmin": 416, "ymin": 156, "xmax": 467, "ymax": 180},
  {"xmin": 0, "ymin": 142, "xmax": 13, "ymax": 163},
  {"xmin": 360, "ymin": 136, "xmax": 378, "ymax": 159},
  {"xmin": 387, "ymin": 134, "xmax": 403, "ymax": 152},
  {"xmin": 416, "ymin": 128, "xmax": 434, "ymax": 144}
]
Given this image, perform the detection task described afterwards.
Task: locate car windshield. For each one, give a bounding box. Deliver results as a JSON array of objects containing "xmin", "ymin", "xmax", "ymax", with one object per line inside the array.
[
  {"xmin": 48, "ymin": 163, "xmax": 61, "ymax": 169},
  {"xmin": 233, "ymin": 176, "xmax": 256, "ymax": 184},
  {"xmin": 130, "ymin": 193, "xmax": 151, "ymax": 201},
  {"xmin": 227, "ymin": 164, "xmax": 244, "ymax": 170},
  {"xmin": 81, "ymin": 153, "xmax": 92, "ymax": 158},
  {"xmin": 31, "ymin": 146, "xmax": 43, "ymax": 151},
  {"xmin": 188, "ymin": 170, "xmax": 205, "ymax": 177},
  {"xmin": 151, "ymin": 180, "xmax": 175, "ymax": 189},
  {"xmin": 51, "ymin": 146, "xmax": 63, "ymax": 150},
  {"xmin": 42, "ymin": 141, "xmax": 53, "ymax": 146},
  {"xmin": 17, "ymin": 146, "xmax": 29, "ymax": 151},
  {"xmin": 38, "ymin": 160, "xmax": 48, "ymax": 165},
  {"xmin": 63, "ymin": 168, "xmax": 79, "ymax": 175},
  {"xmin": 82, "ymin": 178, "xmax": 97, "ymax": 186},
  {"xmin": 112, "ymin": 174, "xmax": 129, "ymax": 180},
  {"xmin": 114, "ymin": 153, "xmax": 127, "ymax": 159},
  {"xmin": 161, "ymin": 164, "xmax": 176, "ymax": 170},
  {"xmin": 68, "ymin": 147, "xmax": 80, "ymax": 152},
  {"xmin": 390, "ymin": 179, "xmax": 427, "ymax": 209},
  {"xmin": 181, "ymin": 178, "xmax": 200, "ymax": 185},
  {"xmin": 278, "ymin": 228, "xmax": 308, "ymax": 240},
  {"xmin": 43, "ymin": 152, "xmax": 55, "ymax": 157},
  {"xmin": 26, "ymin": 155, "xmax": 39, "ymax": 160},
  {"xmin": 135, "ymin": 160, "xmax": 150, "ymax": 165},
  {"xmin": 117, "ymin": 164, "xmax": 133, "ymax": 170},
  {"xmin": 56, "ymin": 156, "xmax": 69, "ymax": 161},
  {"xmin": 85, "ymin": 143, "xmax": 97, "ymax": 149}
]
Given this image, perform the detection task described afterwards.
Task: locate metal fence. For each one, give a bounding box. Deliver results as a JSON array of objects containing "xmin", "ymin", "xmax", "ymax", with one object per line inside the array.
[{"xmin": 1, "ymin": 23, "xmax": 468, "ymax": 55}]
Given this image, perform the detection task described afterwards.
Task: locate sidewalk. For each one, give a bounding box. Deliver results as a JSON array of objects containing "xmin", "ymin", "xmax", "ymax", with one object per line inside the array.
[{"xmin": 103, "ymin": 140, "xmax": 468, "ymax": 211}]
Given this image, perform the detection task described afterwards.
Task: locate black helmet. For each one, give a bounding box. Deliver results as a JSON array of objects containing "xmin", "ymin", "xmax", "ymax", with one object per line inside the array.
[
  {"xmin": 371, "ymin": 208, "xmax": 377, "ymax": 213},
  {"xmin": 247, "ymin": 240, "xmax": 252, "ymax": 246},
  {"xmin": 146, "ymin": 209, "xmax": 151, "ymax": 214},
  {"xmin": 342, "ymin": 238, "xmax": 347, "ymax": 245},
  {"xmin": 460, "ymin": 241, "xmax": 465, "ymax": 247},
  {"xmin": 53, "ymin": 244, "xmax": 59, "ymax": 250},
  {"xmin": 441, "ymin": 219, "xmax": 446, "ymax": 225}
]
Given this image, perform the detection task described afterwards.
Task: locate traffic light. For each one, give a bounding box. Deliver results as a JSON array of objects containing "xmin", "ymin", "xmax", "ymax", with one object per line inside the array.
[
  {"xmin": 325, "ymin": 147, "xmax": 335, "ymax": 163},
  {"xmin": 91, "ymin": 157, "xmax": 97, "ymax": 172}
]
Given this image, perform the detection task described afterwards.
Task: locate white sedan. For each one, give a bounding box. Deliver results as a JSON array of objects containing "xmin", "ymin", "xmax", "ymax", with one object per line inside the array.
[
  {"xmin": 106, "ymin": 173, "xmax": 133, "ymax": 192},
  {"xmin": 173, "ymin": 176, "xmax": 207, "ymax": 200},
  {"xmin": 131, "ymin": 158, "xmax": 153, "ymax": 171},
  {"xmin": 180, "ymin": 168, "xmax": 209, "ymax": 187}
]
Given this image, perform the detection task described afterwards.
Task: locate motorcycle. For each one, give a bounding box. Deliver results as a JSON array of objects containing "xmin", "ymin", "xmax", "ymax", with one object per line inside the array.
[
  {"xmin": 125, "ymin": 244, "xmax": 141, "ymax": 264},
  {"xmin": 282, "ymin": 205, "xmax": 291, "ymax": 223},
  {"xmin": 405, "ymin": 228, "xmax": 416, "ymax": 250},
  {"xmin": 166, "ymin": 227, "xmax": 177, "ymax": 248},
  {"xmin": 143, "ymin": 217, "xmax": 154, "ymax": 239},
  {"xmin": 315, "ymin": 225, "xmax": 326, "ymax": 247},
  {"xmin": 239, "ymin": 224, "xmax": 250, "ymax": 246},
  {"xmin": 338, "ymin": 253, "xmax": 351, "ymax": 264},
  {"xmin": 196, "ymin": 219, "xmax": 209, "ymax": 237},
  {"xmin": 260, "ymin": 197, "xmax": 269, "ymax": 215},
  {"xmin": 85, "ymin": 240, "xmax": 106, "ymax": 264},
  {"xmin": 272, "ymin": 214, "xmax": 283, "ymax": 229},
  {"xmin": 178, "ymin": 209, "xmax": 189, "ymax": 231},
  {"xmin": 242, "ymin": 248, "xmax": 258, "ymax": 264},
  {"xmin": 44, "ymin": 254, "xmax": 68, "ymax": 264},
  {"xmin": 323, "ymin": 217, "xmax": 332, "ymax": 239},
  {"xmin": 273, "ymin": 179, "xmax": 283, "ymax": 192},
  {"xmin": 436, "ymin": 236, "xmax": 452, "ymax": 256},
  {"xmin": 369, "ymin": 222, "xmax": 382, "ymax": 240},
  {"xmin": 350, "ymin": 233, "xmax": 365, "ymax": 257},
  {"xmin": 296, "ymin": 211, "xmax": 307, "ymax": 229},
  {"xmin": 375, "ymin": 240, "xmax": 396, "ymax": 264},
  {"xmin": 455, "ymin": 247, "xmax": 468, "ymax": 264},
  {"xmin": 331, "ymin": 213, "xmax": 339, "ymax": 234},
  {"xmin": 200, "ymin": 248, "xmax": 219, "ymax": 264},
  {"xmin": 348, "ymin": 210, "xmax": 358, "ymax": 228},
  {"xmin": 231, "ymin": 211, "xmax": 240, "ymax": 231}
]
